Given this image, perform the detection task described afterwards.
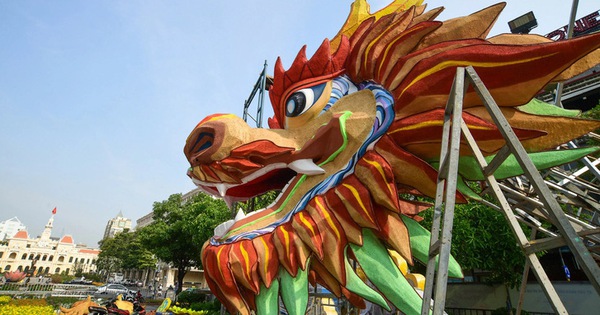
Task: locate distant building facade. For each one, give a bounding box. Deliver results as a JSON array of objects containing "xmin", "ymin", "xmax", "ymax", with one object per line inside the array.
[
  {"xmin": 135, "ymin": 212, "xmax": 154, "ymax": 230},
  {"xmin": 102, "ymin": 211, "xmax": 132, "ymax": 239},
  {"xmin": 0, "ymin": 215, "xmax": 99, "ymax": 275},
  {"xmin": 0, "ymin": 217, "xmax": 26, "ymax": 241},
  {"xmin": 537, "ymin": 9, "xmax": 600, "ymax": 112}
]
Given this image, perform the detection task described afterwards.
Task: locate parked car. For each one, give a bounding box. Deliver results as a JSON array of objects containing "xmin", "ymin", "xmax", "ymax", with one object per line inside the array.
[
  {"xmin": 65, "ymin": 277, "xmax": 93, "ymax": 285},
  {"xmin": 96, "ymin": 283, "xmax": 134, "ymax": 295}
]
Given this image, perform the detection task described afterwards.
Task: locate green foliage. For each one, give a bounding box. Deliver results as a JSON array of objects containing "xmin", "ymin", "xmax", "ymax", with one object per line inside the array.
[
  {"xmin": 190, "ymin": 299, "xmax": 221, "ymax": 314},
  {"xmin": 138, "ymin": 193, "xmax": 230, "ymax": 294},
  {"xmin": 96, "ymin": 229, "xmax": 157, "ymax": 275},
  {"xmin": 581, "ymin": 101, "xmax": 600, "ymax": 120},
  {"xmin": 169, "ymin": 305, "xmax": 208, "ymax": 315},
  {"xmin": 238, "ymin": 191, "xmax": 278, "ymax": 213},
  {"xmin": 581, "ymin": 102, "xmax": 600, "ymax": 147},
  {"xmin": 420, "ymin": 201, "xmax": 527, "ymax": 288},
  {"xmin": 50, "ymin": 273, "xmax": 73, "ymax": 284},
  {"xmin": 80, "ymin": 272, "xmax": 103, "ymax": 282},
  {"xmin": 177, "ymin": 290, "xmax": 208, "ymax": 307}
]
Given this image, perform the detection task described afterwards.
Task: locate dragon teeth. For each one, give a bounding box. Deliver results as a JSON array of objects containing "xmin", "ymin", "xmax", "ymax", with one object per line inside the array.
[
  {"xmin": 213, "ymin": 209, "xmax": 247, "ymax": 238},
  {"xmin": 215, "ymin": 183, "xmax": 228, "ymax": 197},
  {"xmin": 214, "ymin": 219, "xmax": 234, "ymax": 238},
  {"xmin": 234, "ymin": 208, "xmax": 246, "ymax": 221},
  {"xmin": 288, "ymin": 159, "xmax": 325, "ymax": 175}
]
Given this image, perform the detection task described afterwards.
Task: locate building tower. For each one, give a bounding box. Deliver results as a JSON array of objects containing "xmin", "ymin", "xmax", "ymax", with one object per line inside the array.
[
  {"xmin": 103, "ymin": 211, "xmax": 132, "ymax": 240},
  {"xmin": 40, "ymin": 214, "xmax": 54, "ymax": 241}
]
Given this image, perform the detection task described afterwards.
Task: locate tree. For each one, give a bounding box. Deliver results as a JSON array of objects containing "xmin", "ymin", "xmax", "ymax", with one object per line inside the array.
[
  {"xmin": 138, "ymin": 192, "xmax": 230, "ymax": 294},
  {"xmin": 420, "ymin": 200, "xmax": 527, "ymax": 288},
  {"xmin": 419, "ymin": 198, "xmax": 531, "ymax": 313},
  {"xmin": 96, "ymin": 229, "xmax": 156, "ymax": 281},
  {"xmin": 237, "ymin": 191, "xmax": 278, "ymax": 213}
]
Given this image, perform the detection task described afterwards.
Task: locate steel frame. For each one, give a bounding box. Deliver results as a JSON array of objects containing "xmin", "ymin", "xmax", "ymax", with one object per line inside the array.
[{"xmin": 421, "ymin": 66, "xmax": 600, "ymax": 315}]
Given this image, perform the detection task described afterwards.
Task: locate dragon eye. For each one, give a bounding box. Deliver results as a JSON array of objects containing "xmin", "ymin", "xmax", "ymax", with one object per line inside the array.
[{"xmin": 285, "ymin": 83, "xmax": 326, "ymax": 117}]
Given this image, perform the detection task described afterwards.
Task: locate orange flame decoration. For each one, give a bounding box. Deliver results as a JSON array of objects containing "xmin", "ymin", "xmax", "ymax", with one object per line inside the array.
[{"xmin": 184, "ymin": 1, "xmax": 600, "ymax": 314}]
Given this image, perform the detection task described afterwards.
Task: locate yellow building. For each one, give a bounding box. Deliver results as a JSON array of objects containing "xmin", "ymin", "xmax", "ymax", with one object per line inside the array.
[{"xmin": 0, "ymin": 215, "xmax": 99, "ymax": 276}]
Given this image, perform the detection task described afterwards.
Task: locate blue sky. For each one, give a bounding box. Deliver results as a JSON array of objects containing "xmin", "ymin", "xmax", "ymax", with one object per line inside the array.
[{"xmin": 1, "ymin": 0, "xmax": 598, "ymax": 247}]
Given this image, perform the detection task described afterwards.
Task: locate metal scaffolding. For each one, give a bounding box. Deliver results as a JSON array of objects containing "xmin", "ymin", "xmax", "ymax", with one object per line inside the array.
[
  {"xmin": 242, "ymin": 60, "xmax": 270, "ymax": 128},
  {"xmin": 421, "ymin": 66, "xmax": 600, "ymax": 315}
]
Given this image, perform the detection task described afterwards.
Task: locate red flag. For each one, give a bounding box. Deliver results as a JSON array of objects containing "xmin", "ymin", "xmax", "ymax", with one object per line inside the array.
[{"xmin": 52, "ymin": 207, "xmax": 57, "ymax": 215}]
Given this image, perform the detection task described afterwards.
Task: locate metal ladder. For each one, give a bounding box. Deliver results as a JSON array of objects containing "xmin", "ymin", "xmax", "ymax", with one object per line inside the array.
[{"xmin": 420, "ymin": 66, "xmax": 600, "ymax": 315}]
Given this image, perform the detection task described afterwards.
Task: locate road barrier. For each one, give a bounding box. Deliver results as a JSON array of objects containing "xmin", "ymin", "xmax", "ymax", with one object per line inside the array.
[{"xmin": 0, "ymin": 282, "xmax": 97, "ymax": 298}]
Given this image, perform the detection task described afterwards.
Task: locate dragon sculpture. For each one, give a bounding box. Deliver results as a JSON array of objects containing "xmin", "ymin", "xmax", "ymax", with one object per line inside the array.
[{"xmin": 184, "ymin": 1, "xmax": 600, "ymax": 314}]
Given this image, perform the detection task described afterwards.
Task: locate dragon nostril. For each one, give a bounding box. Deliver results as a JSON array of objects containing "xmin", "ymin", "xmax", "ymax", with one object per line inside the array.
[
  {"xmin": 185, "ymin": 126, "xmax": 218, "ymax": 166},
  {"xmin": 185, "ymin": 114, "xmax": 235, "ymax": 166},
  {"xmin": 189, "ymin": 130, "xmax": 215, "ymax": 156},
  {"xmin": 194, "ymin": 131, "xmax": 214, "ymax": 153}
]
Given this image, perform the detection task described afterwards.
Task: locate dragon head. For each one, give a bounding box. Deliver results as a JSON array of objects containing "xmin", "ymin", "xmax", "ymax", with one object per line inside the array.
[{"xmin": 184, "ymin": 1, "xmax": 600, "ymax": 314}]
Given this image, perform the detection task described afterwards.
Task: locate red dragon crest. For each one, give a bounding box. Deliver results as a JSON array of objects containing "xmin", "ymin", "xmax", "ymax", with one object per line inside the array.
[{"xmin": 184, "ymin": 1, "xmax": 600, "ymax": 314}]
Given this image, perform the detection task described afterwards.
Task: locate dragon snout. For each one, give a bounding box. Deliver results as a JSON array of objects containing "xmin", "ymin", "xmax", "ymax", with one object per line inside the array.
[{"xmin": 183, "ymin": 113, "xmax": 249, "ymax": 169}]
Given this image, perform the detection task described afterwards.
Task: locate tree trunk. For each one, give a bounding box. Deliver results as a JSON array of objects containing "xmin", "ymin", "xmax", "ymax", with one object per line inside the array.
[{"xmin": 177, "ymin": 264, "xmax": 188, "ymax": 295}]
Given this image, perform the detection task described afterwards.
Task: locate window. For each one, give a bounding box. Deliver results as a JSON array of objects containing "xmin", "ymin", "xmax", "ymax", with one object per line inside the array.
[
  {"xmin": 0, "ymin": 252, "xmax": 3, "ymax": 259},
  {"xmin": 58, "ymin": 256, "xmax": 65, "ymax": 263},
  {"xmin": 28, "ymin": 254, "xmax": 34, "ymax": 260},
  {"xmin": 69, "ymin": 257, "xmax": 73, "ymax": 263},
  {"xmin": 17, "ymin": 266, "xmax": 22, "ymax": 271},
  {"xmin": 35, "ymin": 254, "xmax": 40, "ymax": 260},
  {"xmin": 9, "ymin": 253, "xmax": 17, "ymax": 259},
  {"xmin": 4, "ymin": 265, "xmax": 11, "ymax": 271},
  {"xmin": 49, "ymin": 255, "xmax": 54, "ymax": 261},
  {"xmin": 26, "ymin": 244, "xmax": 31, "ymax": 248},
  {"xmin": 55, "ymin": 267, "xmax": 60, "ymax": 274},
  {"xmin": 65, "ymin": 268, "xmax": 70, "ymax": 275},
  {"xmin": 44, "ymin": 267, "xmax": 50, "ymax": 274},
  {"xmin": 42, "ymin": 255, "xmax": 47, "ymax": 261},
  {"xmin": 74, "ymin": 258, "xmax": 78, "ymax": 264},
  {"xmin": 21, "ymin": 254, "xmax": 27, "ymax": 260}
]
